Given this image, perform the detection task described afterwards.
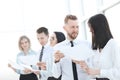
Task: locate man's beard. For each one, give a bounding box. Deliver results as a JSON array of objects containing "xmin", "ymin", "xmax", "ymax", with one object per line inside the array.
[{"xmin": 68, "ymin": 32, "xmax": 78, "ymax": 40}]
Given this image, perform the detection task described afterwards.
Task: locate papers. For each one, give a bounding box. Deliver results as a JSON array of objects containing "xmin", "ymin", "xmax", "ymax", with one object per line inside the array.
[
  {"xmin": 57, "ymin": 45, "xmax": 94, "ymax": 60},
  {"xmin": 20, "ymin": 64, "xmax": 39, "ymax": 72},
  {"xmin": 8, "ymin": 60, "xmax": 24, "ymax": 70},
  {"xmin": 20, "ymin": 64, "xmax": 33, "ymax": 70},
  {"xmin": 8, "ymin": 60, "xmax": 38, "ymax": 71}
]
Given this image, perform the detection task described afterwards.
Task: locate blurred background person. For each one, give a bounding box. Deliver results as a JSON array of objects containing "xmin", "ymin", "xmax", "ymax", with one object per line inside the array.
[
  {"xmin": 35, "ymin": 27, "xmax": 53, "ymax": 80},
  {"xmin": 8, "ymin": 35, "xmax": 38, "ymax": 80},
  {"xmin": 50, "ymin": 31, "xmax": 66, "ymax": 47},
  {"xmin": 48, "ymin": 31, "xmax": 66, "ymax": 80}
]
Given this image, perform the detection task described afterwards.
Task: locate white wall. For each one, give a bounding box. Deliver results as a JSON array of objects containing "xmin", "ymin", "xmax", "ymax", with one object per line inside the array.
[{"xmin": 0, "ymin": 0, "xmax": 69, "ymax": 79}]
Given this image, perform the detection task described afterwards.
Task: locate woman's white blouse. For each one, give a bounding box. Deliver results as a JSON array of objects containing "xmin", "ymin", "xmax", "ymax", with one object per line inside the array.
[
  {"xmin": 89, "ymin": 39, "xmax": 120, "ymax": 80},
  {"xmin": 16, "ymin": 50, "xmax": 38, "ymax": 74}
]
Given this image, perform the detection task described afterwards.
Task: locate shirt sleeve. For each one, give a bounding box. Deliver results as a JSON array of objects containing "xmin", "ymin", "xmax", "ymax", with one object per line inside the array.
[
  {"xmin": 15, "ymin": 54, "xmax": 27, "ymax": 74},
  {"xmin": 52, "ymin": 61, "xmax": 62, "ymax": 78},
  {"xmin": 100, "ymin": 41, "xmax": 120, "ymax": 80}
]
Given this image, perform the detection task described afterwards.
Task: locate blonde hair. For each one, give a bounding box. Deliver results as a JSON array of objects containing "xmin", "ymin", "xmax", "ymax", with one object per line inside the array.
[{"xmin": 18, "ymin": 35, "xmax": 31, "ymax": 51}]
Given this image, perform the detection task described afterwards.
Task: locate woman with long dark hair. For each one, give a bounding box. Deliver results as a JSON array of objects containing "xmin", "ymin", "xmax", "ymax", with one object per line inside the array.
[{"xmin": 79, "ymin": 14, "xmax": 120, "ymax": 80}]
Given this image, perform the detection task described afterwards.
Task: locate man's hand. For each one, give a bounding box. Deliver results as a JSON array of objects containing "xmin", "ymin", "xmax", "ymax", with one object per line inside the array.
[
  {"xmin": 54, "ymin": 50, "xmax": 64, "ymax": 63},
  {"xmin": 37, "ymin": 62, "xmax": 46, "ymax": 70}
]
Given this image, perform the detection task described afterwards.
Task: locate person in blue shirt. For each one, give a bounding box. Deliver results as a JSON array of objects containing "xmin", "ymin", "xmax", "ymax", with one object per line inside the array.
[{"xmin": 8, "ymin": 35, "xmax": 38, "ymax": 80}]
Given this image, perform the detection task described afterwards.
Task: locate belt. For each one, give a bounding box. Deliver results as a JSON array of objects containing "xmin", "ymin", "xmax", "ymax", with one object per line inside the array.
[{"xmin": 96, "ymin": 78, "xmax": 109, "ymax": 80}]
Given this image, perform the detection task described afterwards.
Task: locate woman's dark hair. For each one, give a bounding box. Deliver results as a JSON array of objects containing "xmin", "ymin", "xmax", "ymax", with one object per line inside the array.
[
  {"xmin": 54, "ymin": 32, "xmax": 66, "ymax": 43},
  {"xmin": 88, "ymin": 14, "xmax": 113, "ymax": 50}
]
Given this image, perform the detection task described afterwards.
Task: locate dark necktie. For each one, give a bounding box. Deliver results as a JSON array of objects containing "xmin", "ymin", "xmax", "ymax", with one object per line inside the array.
[
  {"xmin": 70, "ymin": 41, "xmax": 78, "ymax": 80},
  {"xmin": 39, "ymin": 46, "xmax": 44, "ymax": 78},
  {"xmin": 70, "ymin": 41, "xmax": 74, "ymax": 47},
  {"xmin": 72, "ymin": 62, "xmax": 78, "ymax": 80},
  {"xmin": 39, "ymin": 46, "xmax": 44, "ymax": 62},
  {"xmin": 39, "ymin": 46, "xmax": 44, "ymax": 70}
]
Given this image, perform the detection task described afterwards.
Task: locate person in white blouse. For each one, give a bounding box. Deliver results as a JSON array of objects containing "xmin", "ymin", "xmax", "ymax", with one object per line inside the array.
[
  {"xmin": 79, "ymin": 14, "xmax": 120, "ymax": 80},
  {"xmin": 52, "ymin": 14, "xmax": 93, "ymax": 80},
  {"xmin": 35, "ymin": 27, "xmax": 54, "ymax": 80},
  {"xmin": 48, "ymin": 31, "xmax": 66, "ymax": 80},
  {"xmin": 8, "ymin": 35, "xmax": 38, "ymax": 80},
  {"xmin": 50, "ymin": 31, "xmax": 66, "ymax": 47}
]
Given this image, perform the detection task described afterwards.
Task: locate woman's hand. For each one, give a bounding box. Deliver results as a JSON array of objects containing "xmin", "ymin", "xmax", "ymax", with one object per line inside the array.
[
  {"xmin": 33, "ymin": 70, "xmax": 40, "ymax": 75},
  {"xmin": 79, "ymin": 60, "xmax": 88, "ymax": 71},
  {"xmin": 78, "ymin": 60, "xmax": 100, "ymax": 75},
  {"xmin": 8, "ymin": 63, "xmax": 12, "ymax": 68},
  {"xmin": 8, "ymin": 63, "xmax": 16, "ymax": 72},
  {"xmin": 86, "ymin": 68, "xmax": 100, "ymax": 75},
  {"xmin": 23, "ymin": 68, "xmax": 32, "ymax": 73}
]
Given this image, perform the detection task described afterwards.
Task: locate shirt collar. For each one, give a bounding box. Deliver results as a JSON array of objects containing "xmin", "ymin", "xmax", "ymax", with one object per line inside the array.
[
  {"xmin": 42, "ymin": 43, "xmax": 51, "ymax": 49},
  {"xmin": 65, "ymin": 38, "xmax": 79, "ymax": 46},
  {"xmin": 21, "ymin": 49, "xmax": 32, "ymax": 55}
]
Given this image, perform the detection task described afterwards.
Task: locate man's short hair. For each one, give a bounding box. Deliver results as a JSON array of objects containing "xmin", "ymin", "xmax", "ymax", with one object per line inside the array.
[
  {"xmin": 36, "ymin": 27, "xmax": 49, "ymax": 35},
  {"xmin": 64, "ymin": 14, "xmax": 78, "ymax": 24}
]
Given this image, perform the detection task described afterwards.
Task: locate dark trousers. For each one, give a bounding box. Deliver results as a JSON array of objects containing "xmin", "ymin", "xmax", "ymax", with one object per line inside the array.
[
  {"xmin": 47, "ymin": 75, "xmax": 61, "ymax": 80},
  {"xmin": 20, "ymin": 73, "xmax": 38, "ymax": 80}
]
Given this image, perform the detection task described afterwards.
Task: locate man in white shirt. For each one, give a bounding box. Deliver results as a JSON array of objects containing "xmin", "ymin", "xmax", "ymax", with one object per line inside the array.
[
  {"xmin": 52, "ymin": 14, "xmax": 93, "ymax": 80},
  {"xmin": 34, "ymin": 27, "xmax": 53, "ymax": 80}
]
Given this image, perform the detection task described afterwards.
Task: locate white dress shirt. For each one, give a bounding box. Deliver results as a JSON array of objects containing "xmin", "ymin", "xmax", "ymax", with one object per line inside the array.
[
  {"xmin": 36, "ymin": 44, "xmax": 54, "ymax": 80},
  {"xmin": 88, "ymin": 39, "xmax": 120, "ymax": 80},
  {"xmin": 52, "ymin": 39, "xmax": 93, "ymax": 80}
]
